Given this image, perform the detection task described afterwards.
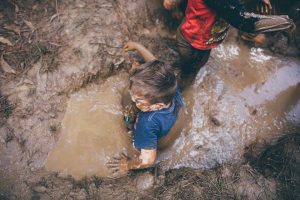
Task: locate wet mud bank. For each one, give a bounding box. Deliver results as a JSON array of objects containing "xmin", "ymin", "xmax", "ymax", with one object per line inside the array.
[{"xmin": 0, "ymin": 0, "xmax": 299, "ymax": 199}]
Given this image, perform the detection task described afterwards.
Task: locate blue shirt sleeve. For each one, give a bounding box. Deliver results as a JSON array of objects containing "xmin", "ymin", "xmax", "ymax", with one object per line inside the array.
[
  {"xmin": 175, "ymin": 87, "xmax": 184, "ymax": 108},
  {"xmin": 133, "ymin": 114, "xmax": 160, "ymax": 149}
]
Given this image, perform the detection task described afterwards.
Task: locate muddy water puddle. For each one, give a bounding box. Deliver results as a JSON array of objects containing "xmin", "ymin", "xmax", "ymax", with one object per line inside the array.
[
  {"xmin": 45, "ymin": 73, "xmax": 135, "ymax": 179},
  {"xmin": 157, "ymin": 40, "xmax": 300, "ymax": 170},
  {"xmin": 46, "ymin": 39, "xmax": 300, "ymax": 179}
]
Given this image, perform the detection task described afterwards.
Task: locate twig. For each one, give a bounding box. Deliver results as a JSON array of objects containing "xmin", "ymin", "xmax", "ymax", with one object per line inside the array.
[
  {"xmin": 75, "ymin": 18, "xmax": 89, "ymax": 28},
  {"xmin": 55, "ymin": 0, "xmax": 59, "ymax": 21},
  {"xmin": 89, "ymin": 42, "xmax": 122, "ymax": 49},
  {"xmin": 49, "ymin": 42, "xmax": 65, "ymax": 47}
]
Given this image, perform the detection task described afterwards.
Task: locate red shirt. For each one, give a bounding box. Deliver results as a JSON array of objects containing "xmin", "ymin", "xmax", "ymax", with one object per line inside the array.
[{"xmin": 180, "ymin": 0, "xmax": 229, "ymax": 50}]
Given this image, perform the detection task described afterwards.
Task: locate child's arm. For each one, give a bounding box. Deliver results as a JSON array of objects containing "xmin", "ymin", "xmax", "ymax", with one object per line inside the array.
[
  {"xmin": 129, "ymin": 149, "xmax": 157, "ymax": 169},
  {"xmin": 106, "ymin": 149, "xmax": 157, "ymax": 176},
  {"xmin": 123, "ymin": 41, "xmax": 156, "ymax": 62},
  {"xmin": 163, "ymin": 0, "xmax": 186, "ymax": 10}
]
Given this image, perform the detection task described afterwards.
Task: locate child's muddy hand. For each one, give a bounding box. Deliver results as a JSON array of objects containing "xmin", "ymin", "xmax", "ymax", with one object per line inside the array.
[
  {"xmin": 261, "ymin": 0, "xmax": 272, "ymax": 10},
  {"xmin": 163, "ymin": 0, "xmax": 177, "ymax": 10},
  {"xmin": 131, "ymin": 61, "xmax": 140, "ymax": 69},
  {"xmin": 123, "ymin": 42, "xmax": 138, "ymax": 52},
  {"xmin": 258, "ymin": 0, "xmax": 272, "ymax": 14},
  {"xmin": 106, "ymin": 151, "xmax": 130, "ymax": 176}
]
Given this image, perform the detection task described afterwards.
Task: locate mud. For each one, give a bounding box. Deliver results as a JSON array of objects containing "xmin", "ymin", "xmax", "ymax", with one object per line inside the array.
[
  {"xmin": 45, "ymin": 31, "xmax": 300, "ymax": 178},
  {"xmin": 0, "ymin": 0, "xmax": 299, "ymax": 199}
]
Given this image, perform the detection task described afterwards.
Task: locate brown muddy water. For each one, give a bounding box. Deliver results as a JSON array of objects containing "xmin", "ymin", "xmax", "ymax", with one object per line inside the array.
[
  {"xmin": 45, "ymin": 34, "xmax": 300, "ymax": 179},
  {"xmin": 158, "ymin": 35, "xmax": 300, "ymax": 170},
  {"xmin": 45, "ymin": 73, "xmax": 135, "ymax": 179}
]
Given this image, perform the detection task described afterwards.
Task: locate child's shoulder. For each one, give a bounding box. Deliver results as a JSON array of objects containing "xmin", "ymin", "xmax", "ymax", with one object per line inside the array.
[
  {"xmin": 137, "ymin": 88, "xmax": 183, "ymax": 124},
  {"xmin": 138, "ymin": 111, "xmax": 160, "ymax": 123},
  {"xmin": 135, "ymin": 112, "xmax": 160, "ymax": 133},
  {"xmin": 135, "ymin": 111, "xmax": 165, "ymax": 132}
]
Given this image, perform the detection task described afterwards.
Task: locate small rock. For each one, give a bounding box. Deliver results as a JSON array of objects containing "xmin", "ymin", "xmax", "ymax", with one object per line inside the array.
[
  {"xmin": 49, "ymin": 112, "xmax": 56, "ymax": 118},
  {"xmin": 135, "ymin": 173, "xmax": 155, "ymax": 191},
  {"xmin": 33, "ymin": 186, "xmax": 47, "ymax": 193},
  {"xmin": 30, "ymin": 167, "xmax": 36, "ymax": 172},
  {"xmin": 210, "ymin": 116, "xmax": 221, "ymax": 126},
  {"xmin": 57, "ymin": 172, "xmax": 68, "ymax": 178}
]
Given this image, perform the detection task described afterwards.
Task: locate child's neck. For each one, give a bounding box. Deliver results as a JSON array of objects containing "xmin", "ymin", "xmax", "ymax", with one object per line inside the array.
[{"xmin": 148, "ymin": 102, "xmax": 171, "ymax": 112}]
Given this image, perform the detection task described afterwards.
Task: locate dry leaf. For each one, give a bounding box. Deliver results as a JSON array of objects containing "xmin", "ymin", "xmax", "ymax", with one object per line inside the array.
[
  {"xmin": 24, "ymin": 20, "xmax": 35, "ymax": 32},
  {"xmin": 23, "ymin": 79, "xmax": 34, "ymax": 85},
  {"xmin": 0, "ymin": 37, "xmax": 13, "ymax": 46},
  {"xmin": 1, "ymin": 56, "xmax": 16, "ymax": 74},
  {"xmin": 16, "ymin": 78, "xmax": 34, "ymax": 87},
  {"xmin": 114, "ymin": 58, "xmax": 125, "ymax": 68},
  {"xmin": 14, "ymin": 4, "xmax": 19, "ymax": 13},
  {"xmin": 4, "ymin": 25, "xmax": 21, "ymax": 35},
  {"xmin": 50, "ymin": 13, "xmax": 59, "ymax": 22}
]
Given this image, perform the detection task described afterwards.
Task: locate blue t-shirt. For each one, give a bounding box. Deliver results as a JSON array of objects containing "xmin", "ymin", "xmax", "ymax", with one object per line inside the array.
[{"xmin": 133, "ymin": 88, "xmax": 184, "ymax": 149}]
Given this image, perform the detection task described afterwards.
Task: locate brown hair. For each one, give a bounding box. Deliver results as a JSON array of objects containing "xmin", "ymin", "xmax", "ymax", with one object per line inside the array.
[{"xmin": 129, "ymin": 60, "xmax": 177, "ymax": 105}]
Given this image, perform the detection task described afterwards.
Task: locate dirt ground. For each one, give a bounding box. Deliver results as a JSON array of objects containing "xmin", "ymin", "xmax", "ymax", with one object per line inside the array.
[{"xmin": 0, "ymin": 0, "xmax": 299, "ymax": 199}]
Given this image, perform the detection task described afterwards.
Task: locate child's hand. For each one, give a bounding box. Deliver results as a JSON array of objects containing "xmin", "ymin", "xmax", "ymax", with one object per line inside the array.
[
  {"xmin": 163, "ymin": 0, "xmax": 177, "ymax": 10},
  {"xmin": 123, "ymin": 42, "xmax": 138, "ymax": 52},
  {"xmin": 131, "ymin": 61, "xmax": 140, "ymax": 70},
  {"xmin": 106, "ymin": 151, "xmax": 130, "ymax": 177},
  {"xmin": 258, "ymin": 0, "xmax": 272, "ymax": 14}
]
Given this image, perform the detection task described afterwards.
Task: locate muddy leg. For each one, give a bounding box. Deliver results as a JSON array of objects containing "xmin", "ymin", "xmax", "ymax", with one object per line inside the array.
[
  {"xmin": 174, "ymin": 29, "xmax": 211, "ymax": 89},
  {"xmin": 204, "ymin": 0, "xmax": 295, "ymax": 33}
]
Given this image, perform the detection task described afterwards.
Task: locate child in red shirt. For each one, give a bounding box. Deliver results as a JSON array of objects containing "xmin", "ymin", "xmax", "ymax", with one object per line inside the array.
[{"xmin": 164, "ymin": 0, "xmax": 294, "ymax": 87}]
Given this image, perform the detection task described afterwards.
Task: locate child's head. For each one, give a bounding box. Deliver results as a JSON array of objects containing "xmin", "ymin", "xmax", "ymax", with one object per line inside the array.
[{"xmin": 129, "ymin": 60, "xmax": 177, "ymax": 112}]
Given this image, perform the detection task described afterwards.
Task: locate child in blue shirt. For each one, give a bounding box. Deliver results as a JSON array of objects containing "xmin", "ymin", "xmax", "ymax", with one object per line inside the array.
[{"xmin": 107, "ymin": 42, "xmax": 183, "ymax": 176}]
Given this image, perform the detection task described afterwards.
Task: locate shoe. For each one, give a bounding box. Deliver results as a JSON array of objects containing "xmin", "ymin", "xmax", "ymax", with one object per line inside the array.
[
  {"xmin": 244, "ymin": 12, "xmax": 296, "ymax": 33},
  {"xmin": 240, "ymin": 33, "xmax": 268, "ymax": 46}
]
